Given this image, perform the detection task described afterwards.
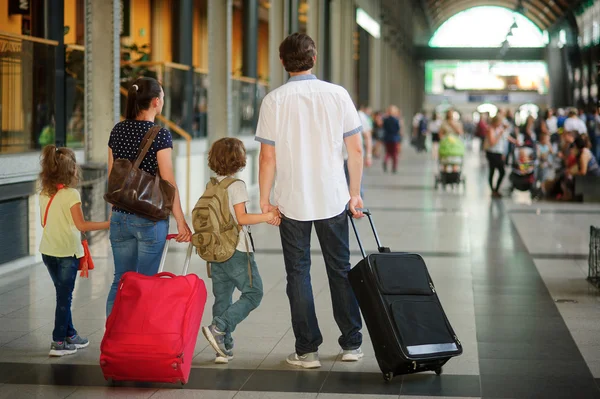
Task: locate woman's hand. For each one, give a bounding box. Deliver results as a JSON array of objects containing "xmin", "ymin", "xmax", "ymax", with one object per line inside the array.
[{"xmin": 176, "ymin": 218, "xmax": 192, "ymax": 242}]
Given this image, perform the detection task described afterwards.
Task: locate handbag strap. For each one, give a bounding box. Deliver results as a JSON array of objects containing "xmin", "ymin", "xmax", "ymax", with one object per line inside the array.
[
  {"xmin": 133, "ymin": 125, "xmax": 163, "ymax": 169},
  {"xmin": 42, "ymin": 184, "xmax": 65, "ymax": 228}
]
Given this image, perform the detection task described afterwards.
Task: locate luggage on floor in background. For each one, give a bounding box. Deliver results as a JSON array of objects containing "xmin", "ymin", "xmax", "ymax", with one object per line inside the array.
[
  {"xmin": 347, "ymin": 209, "xmax": 462, "ymax": 382},
  {"xmin": 100, "ymin": 234, "xmax": 207, "ymax": 384}
]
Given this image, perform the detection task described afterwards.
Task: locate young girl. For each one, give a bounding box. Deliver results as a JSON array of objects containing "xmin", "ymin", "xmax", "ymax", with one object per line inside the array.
[
  {"xmin": 39, "ymin": 145, "xmax": 110, "ymax": 357},
  {"xmin": 201, "ymin": 138, "xmax": 279, "ymax": 364}
]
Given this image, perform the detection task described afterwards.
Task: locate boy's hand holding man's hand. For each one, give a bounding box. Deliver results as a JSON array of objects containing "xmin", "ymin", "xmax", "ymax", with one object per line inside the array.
[{"xmin": 261, "ymin": 203, "xmax": 281, "ymax": 226}]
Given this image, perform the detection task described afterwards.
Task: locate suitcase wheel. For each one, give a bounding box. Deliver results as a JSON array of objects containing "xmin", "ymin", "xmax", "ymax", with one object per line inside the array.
[
  {"xmin": 434, "ymin": 367, "xmax": 443, "ymax": 376},
  {"xmin": 383, "ymin": 372, "xmax": 394, "ymax": 382}
]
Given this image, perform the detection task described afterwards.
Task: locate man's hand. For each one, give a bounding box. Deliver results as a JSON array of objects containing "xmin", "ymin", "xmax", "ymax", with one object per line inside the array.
[
  {"xmin": 348, "ymin": 196, "xmax": 364, "ymax": 219},
  {"xmin": 261, "ymin": 202, "xmax": 281, "ymax": 226}
]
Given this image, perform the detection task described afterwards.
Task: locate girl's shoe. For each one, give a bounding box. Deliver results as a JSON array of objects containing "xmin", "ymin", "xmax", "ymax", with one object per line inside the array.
[
  {"xmin": 66, "ymin": 334, "xmax": 89, "ymax": 349},
  {"xmin": 49, "ymin": 341, "xmax": 77, "ymax": 357}
]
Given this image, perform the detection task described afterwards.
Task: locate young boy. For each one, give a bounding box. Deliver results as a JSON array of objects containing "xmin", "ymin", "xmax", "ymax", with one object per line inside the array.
[{"xmin": 201, "ymin": 138, "xmax": 279, "ymax": 364}]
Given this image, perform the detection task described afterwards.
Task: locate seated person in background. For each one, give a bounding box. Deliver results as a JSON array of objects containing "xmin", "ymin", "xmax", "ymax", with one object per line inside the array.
[{"xmin": 536, "ymin": 132, "xmax": 555, "ymax": 183}]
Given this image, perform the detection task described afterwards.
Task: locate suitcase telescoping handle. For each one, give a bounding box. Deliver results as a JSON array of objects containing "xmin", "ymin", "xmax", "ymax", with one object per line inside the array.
[
  {"xmin": 158, "ymin": 234, "xmax": 193, "ymax": 275},
  {"xmin": 347, "ymin": 208, "xmax": 391, "ymax": 259}
]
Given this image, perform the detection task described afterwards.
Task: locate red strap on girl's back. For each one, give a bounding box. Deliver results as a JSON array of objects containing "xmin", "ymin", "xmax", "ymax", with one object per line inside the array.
[{"xmin": 42, "ymin": 184, "xmax": 65, "ymax": 228}]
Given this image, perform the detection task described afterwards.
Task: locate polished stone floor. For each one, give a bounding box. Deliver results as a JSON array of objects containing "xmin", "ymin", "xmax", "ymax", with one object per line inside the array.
[{"xmin": 0, "ymin": 147, "xmax": 599, "ymax": 398}]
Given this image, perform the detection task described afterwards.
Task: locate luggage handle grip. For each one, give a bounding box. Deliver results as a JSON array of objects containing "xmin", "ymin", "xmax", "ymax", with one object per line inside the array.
[
  {"xmin": 155, "ymin": 272, "xmax": 177, "ymax": 278},
  {"xmin": 159, "ymin": 235, "xmax": 194, "ymax": 275},
  {"xmin": 347, "ymin": 208, "xmax": 390, "ymax": 259}
]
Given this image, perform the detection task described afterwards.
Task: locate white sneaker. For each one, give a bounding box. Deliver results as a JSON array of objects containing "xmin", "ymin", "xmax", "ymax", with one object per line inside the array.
[
  {"xmin": 286, "ymin": 352, "xmax": 321, "ymax": 369},
  {"xmin": 341, "ymin": 347, "xmax": 364, "ymax": 362},
  {"xmin": 214, "ymin": 351, "xmax": 234, "ymax": 364}
]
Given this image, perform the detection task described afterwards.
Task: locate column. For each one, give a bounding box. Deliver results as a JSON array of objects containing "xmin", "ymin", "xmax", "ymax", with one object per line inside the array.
[
  {"xmin": 357, "ymin": 27, "xmax": 370, "ymax": 107},
  {"xmin": 288, "ymin": 0, "xmax": 299, "ymax": 34},
  {"xmin": 208, "ymin": 0, "xmax": 233, "ymax": 143},
  {"xmin": 318, "ymin": 0, "xmax": 331, "ymax": 81},
  {"xmin": 269, "ymin": 0, "xmax": 286, "ymax": 89},
  {"xmin": 329, "ymin": 0, "xmax": 342, "ymax": 85},
  {"xmin": 243, "ymin": 0, "xmax": 258, "ymax": 128},
  {"xmin": 47, "ymin": 0, "xmax": 66, "ymax": 147},
  {"xmin": 84, "ymin": 0, "xmax": 120, "ymax": 164},
  {"xmin": 369, "ymin": 33, "xmax": 381, "ymax": 110},
  {"xmin": 175, "ymin": 0, "xmax": 194, "ymax": 134},
  {"xmin": 307, "ymin": 0, "xmax": 319, "ymax": 44}
]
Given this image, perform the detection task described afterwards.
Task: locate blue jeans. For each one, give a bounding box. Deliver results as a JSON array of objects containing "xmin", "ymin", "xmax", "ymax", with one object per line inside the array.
[
  {"xmin": 106, "ymin": 212, "xmax": 169, "ymax": 316},
  {"xmin": 211, "ymin": 250, "xmax": 263, "ymax": 350},
  {"xmin": 42, "ymin": 255, "xmax": 79, "ymax": 342},
  {"xmin": 279, "ymin": 210, "xmax": 362, "ymax": 355}
]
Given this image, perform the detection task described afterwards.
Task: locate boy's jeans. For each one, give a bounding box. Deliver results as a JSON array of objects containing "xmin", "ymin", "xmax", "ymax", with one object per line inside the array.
[
  {"xmin": 42, "ymin": 255, "xmax": 79, "ymax": 342},
  {"xmin": 279, "ymin": 210, "xmax": 363, "ymax": 356},
  {"xmin": 211, "ymin": 250, "xmax": 264, "ymax": 350}
]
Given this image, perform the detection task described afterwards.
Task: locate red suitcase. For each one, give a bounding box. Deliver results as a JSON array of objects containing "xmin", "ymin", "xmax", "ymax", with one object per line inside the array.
[{"xmin": 100, "ymin": 234, "xmax": 207, "ymax": 384}]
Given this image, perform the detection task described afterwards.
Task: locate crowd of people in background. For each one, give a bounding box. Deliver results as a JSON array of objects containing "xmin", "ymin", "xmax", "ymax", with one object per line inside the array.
[{"xmin": 407, "ymin": 104, "xmax": 600, "ymax": 201}]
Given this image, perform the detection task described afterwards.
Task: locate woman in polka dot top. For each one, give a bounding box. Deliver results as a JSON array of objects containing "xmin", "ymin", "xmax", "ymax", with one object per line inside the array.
[{"xmin": 105, "ymin": 77, "xmax": 192, "ymax": 316}]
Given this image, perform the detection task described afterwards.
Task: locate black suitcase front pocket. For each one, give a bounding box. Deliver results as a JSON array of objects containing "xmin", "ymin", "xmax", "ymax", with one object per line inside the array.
[
  {"xmin": 390, "ymin": 299, "xmax": 458, "ymax": 357},
  {"xmin": 371, "ymin": 254, "xmax": 432, "ymax": 295}
]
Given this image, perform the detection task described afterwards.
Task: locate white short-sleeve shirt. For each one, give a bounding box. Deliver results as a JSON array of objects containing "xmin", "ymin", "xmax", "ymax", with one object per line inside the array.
[
  {"xmin": 564, "ymin": 117, "xmax": 587, "ymax": 135},
  {"xmin": 255, "ymin": 74, "xmax": 363, "ymax": 221}
]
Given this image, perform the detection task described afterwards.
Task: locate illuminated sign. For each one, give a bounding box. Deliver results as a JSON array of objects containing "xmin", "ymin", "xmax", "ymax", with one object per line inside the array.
[{"xmin": 356, "ymin": 8, "xmax": 380, "ymax": 38}]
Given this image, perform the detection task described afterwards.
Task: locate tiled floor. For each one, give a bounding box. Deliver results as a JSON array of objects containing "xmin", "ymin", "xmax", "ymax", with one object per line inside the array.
[{"xmin": 0, "ymin": 149, "xmax": 599, "ymax": 398}]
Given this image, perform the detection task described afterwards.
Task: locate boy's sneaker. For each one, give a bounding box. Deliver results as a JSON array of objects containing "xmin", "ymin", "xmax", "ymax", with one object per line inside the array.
[
  {"xmin": 214, "ymin": 350, "xmax": 234, "ymax": 364},
  {"xmin": 286, "ymin": 352, "xmax": 321, "ymax": 369},
  {"xmin": 66, "ymin": 334, "xmax": 89, "ymax": 349},
  {"xmin": 202, "ymin": 325, "xmax": 228, "ymax": 357},
  {"xmin": 49, "ymin": 341, "xmax": 77, "ymax": 357},
  {"xmin": 341, "ymin": 347, "xmax": 364, "ymax": 362}
]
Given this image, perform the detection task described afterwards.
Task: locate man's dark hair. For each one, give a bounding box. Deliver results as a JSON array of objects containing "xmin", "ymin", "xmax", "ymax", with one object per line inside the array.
[{"xmin": 279, "ymin": 33, "xmax": 317, "ymax": 73}]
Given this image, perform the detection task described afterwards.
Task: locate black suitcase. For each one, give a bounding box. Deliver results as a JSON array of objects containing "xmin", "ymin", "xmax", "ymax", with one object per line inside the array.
[{"xmin": 348, "ymin": 209, "xmax": 462, "ymax": 381}]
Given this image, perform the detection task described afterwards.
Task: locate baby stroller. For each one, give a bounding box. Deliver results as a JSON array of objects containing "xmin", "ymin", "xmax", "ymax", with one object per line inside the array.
[
  {"xmin": 435, "ymin": 134, "xmax": 466, "ymax": 190},
  {"xmin": 509, "ymin": 145, "xmax": 536, "ymax": 194}
]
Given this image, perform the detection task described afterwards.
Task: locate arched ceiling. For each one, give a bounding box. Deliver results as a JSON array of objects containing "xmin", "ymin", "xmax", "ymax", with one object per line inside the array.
[{"xmin": 424, "ymin": 0, "xmax": 573, "ymax": 32}]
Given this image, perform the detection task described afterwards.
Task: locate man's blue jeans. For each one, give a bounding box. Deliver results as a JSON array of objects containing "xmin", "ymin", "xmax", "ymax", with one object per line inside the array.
[
  {"xmin": 42, "ymin": 255, "xmax": 79, "ymax": 342},
  {"xmin": 211, "ymin": 250, "xmax": 264, "ymax": 350},
  {"xmin": 106, "ymin": 212, "xmax": 169, "ymax": 316},
  {"xmin": 279, "ymin": 210, "xmax": 362, "ymax": 355}
]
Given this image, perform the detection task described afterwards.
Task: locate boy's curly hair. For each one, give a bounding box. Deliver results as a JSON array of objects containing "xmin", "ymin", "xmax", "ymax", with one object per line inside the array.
[
  {"xmin": 39, "ymin": 145, "xmax": 80, "ymax": 196},
  {"xmin": 208, "ymin": 138, "xmax": 247, "ymax": 176}
]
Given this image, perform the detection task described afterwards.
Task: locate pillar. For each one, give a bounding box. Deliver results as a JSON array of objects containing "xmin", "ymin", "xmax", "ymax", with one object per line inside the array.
[
  {"xmin": 269, "ymin": 0, "xmax": 286, "ymax": 89},
  {"xmin": 318, "ymin": 0, "xmax": 331, "ymax": 81},
  {"xmin": 357, "ymin": 27, "xmax": 370, "ymax": 107},
  {"xmin": 243, "ymin": 0, "xmax": 258, "ymax": 128},
  {"xmin": 330, "ymin": 0, "xmax": 356, "ymax": 100},
  {"xmin": 47, "ymin": 0, "xmax": 66, "ymax": 147},
  {"xmin": 208, "ymin": 0, "xmax": 233, "ymax": 143},
  {"xmin": 288, "ymin": 0, "xmax": 299, "ymax": 34},
  {"xmin": 175, "ymin": 0, "xmax": 194, "ymax": 134},
  {"xmin": 84, "ymin": 0, "xmax": 120, "ymax": 164},
  {"xmin": 369, "ymin": 32, "xmax": 381, "ymax": 110}
]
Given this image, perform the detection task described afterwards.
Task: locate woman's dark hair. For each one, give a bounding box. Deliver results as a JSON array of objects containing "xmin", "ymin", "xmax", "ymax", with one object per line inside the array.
[
  {"xmin": 125, "ymin": 77, "xmax": 163, "ymax": 120},
  {"xmin": 574, "ymin": 135, "xmax": 590, "ymax": 150},
  {"xmin": 279, "ymin": 33, "xmax": 317, "ymax": 73},
  {"xmin": 208, "ymin": 138, "xmax": 247, "ymax": 176}
]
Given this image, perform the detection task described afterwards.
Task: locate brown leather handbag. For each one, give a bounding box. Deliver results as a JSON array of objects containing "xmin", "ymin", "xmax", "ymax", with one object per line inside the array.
[{"xmin": 104, "ymin": 126, "xmax": 176, "ymax": 221}]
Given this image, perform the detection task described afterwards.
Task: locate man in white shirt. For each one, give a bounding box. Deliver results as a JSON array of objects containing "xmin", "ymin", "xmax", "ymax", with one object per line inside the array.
[
  {"xmin": 256, "ymin": 33, "xmax": 365, "ymax": 369},
  {"xmin": 564, "ymin": 109, "xmax": 588, "ymax": 135}
]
